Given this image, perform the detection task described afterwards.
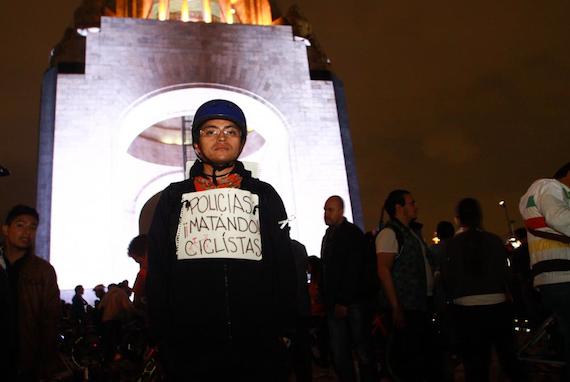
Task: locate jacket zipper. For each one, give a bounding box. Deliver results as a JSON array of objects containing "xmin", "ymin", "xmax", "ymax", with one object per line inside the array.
[{"xmin": 224, "ymin": 263, "xmax": 233, "ymax": 341}]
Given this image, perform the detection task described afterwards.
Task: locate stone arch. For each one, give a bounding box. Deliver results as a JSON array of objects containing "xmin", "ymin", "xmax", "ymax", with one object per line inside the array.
[{"xmin": 115, "ymin": 84, "xmax": 298, "ymax": 242}]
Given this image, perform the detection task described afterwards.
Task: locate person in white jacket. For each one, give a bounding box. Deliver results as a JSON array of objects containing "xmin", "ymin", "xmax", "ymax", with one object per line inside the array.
[{"xmin": 519, "ymin": 161, "xmax": 570, "ymax": 379}]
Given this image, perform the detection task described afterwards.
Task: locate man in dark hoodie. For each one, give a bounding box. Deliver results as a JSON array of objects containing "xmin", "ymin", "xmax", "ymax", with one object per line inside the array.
[{"xmin": 147, "ymin": 99, "xmax": 297, "ymax": 381}]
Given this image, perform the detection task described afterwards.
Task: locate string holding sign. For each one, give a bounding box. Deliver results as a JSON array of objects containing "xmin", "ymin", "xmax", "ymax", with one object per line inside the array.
[{"xmin": 278, "ymin": 215, "xmax": 296, "ymax": 230}]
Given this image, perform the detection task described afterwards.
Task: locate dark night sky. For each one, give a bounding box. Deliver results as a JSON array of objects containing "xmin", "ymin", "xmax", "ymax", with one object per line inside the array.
[{"xmin": 1, "ymin": 0, "xmax": 569, "ymax": 239}]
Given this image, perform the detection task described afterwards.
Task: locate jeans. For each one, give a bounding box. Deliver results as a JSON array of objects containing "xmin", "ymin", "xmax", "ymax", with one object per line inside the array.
[{"xmin": 327, "ymin": 303, "xmax": 376, "ymax": 382}]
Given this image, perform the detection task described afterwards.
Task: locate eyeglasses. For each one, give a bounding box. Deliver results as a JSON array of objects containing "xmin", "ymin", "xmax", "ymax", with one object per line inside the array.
[{"xmin": 199, "ymin": 126, "xmax": 241, "ymax": 138}]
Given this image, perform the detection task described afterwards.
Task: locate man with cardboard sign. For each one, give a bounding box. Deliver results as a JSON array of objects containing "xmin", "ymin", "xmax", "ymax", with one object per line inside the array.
[{"xmin": 147, "ymin": 99, "xmax": 297, "ymax": 381}]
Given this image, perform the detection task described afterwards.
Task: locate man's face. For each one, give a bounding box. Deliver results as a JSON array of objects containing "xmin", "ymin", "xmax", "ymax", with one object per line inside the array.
[
  {"xmin": 193, "ymin": 119, "xmax": 243, "ymax": 165},
  {"xmin": 401, "ymin": 193, "xmax": 419, "ymax": 222},
  {"xmin": 2, "ymin": 214, "xmax": 38, "ymax": 251},
  {"xmin": 324, "ymin": 198, "xmax": 344, "ymax": 227}
]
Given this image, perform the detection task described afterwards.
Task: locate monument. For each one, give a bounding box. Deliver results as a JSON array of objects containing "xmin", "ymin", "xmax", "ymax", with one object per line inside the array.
[{"xmin": 38, "ymin": 0, "xmax": 362, "ymax": 289}]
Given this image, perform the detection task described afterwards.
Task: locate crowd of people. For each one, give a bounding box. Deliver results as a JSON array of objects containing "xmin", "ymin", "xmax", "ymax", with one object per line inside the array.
[
  {"xmin": 317, "ymin": 162, "xmax": 570, "ymax": 382},
  {"xmin": 0, "ymin": 216, "xmax": 150, "ymax": 381},
  {"xmin": 0, "ymin": 98, "xmax": 568, "ymax": 382}
]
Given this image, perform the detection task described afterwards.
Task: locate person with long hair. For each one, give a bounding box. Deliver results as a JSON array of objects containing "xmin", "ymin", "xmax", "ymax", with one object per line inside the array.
[
  {"xmin": 376, "ymin": 189, "xmax": 438, "ymax": 381},
  {"xmin": 441, "ymin": 198, "xmax": 524, "ymax": 381}
]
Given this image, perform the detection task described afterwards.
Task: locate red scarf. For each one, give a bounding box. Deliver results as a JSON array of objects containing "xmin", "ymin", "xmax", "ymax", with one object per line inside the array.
[{"xmin": 194, "ymin": 173, "xmax": 243, "ymax": 191}]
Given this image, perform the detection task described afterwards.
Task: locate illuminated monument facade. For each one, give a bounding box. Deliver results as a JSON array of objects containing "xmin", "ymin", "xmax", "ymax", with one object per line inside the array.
[{"xmin": 38, "ymin": 0, "xmax": 362, "ymax": 289}]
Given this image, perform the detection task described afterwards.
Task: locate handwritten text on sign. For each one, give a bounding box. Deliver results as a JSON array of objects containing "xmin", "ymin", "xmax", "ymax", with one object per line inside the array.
[{"xmin": 176, "ymin": 188, "xmax": 261, "ymax": 261}]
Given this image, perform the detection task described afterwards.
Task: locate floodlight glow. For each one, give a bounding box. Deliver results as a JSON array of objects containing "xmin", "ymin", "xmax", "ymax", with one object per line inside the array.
[
  {"xmin": 203, "ymin": 0, "xmax": 212, "ymax": 23},
  {"xmin": 158, "ymin": 0, "xmax": 169, "ymax": 20},
  {"xmin": 181, "ymin": 0, "xmax": 190, "ymax": 22}
]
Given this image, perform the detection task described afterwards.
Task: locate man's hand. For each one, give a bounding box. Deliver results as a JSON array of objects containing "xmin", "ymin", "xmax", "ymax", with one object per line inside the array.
[{"xmin": 334, "ymin": 304, "xmax": 348, "ymax": 319}]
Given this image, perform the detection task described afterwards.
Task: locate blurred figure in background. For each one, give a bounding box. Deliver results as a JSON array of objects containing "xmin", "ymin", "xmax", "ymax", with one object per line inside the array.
[
  {"xmin": 128, "ymin": 234, "xmax": 148, "ymax": 311},
  {"xmin": 92, "ymin": 284, "xmax": 107, "ymax": 335},
  {"xmin": 93, "ymin": 284, "xmax": 106, "ymax": 308},
  {"xmin": 98, "ymin": 282, "xmax": 135, "ymax": 362},
  {"xmin": 71, "ymin": 284, "xmax": 88, "ymax": 324},
  {"xmin": 307, "ymin": 255, "xmax": 329, "ymax": 368},
  {"xmin": 442, "ymin": 198, "xmax": 524, "ymax": 382}
]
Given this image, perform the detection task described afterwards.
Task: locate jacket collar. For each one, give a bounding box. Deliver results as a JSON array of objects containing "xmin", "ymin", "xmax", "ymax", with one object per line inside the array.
[{"xmin": 189, "ymin": 160, "xmax": 252, "ymax": 181}]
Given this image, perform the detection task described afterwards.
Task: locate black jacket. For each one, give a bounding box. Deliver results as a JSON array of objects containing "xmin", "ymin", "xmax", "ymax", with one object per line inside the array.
[
  {"xmin": 320, "ymin": 218, "xmax": 366, "ymax": 308},
  {"xmin": 147, "ymin": 161, "xmax": 297, "ymax": 356},
  {"xmin": 442, "ymin": 229, "xmax": 510, "ymax": 300}
]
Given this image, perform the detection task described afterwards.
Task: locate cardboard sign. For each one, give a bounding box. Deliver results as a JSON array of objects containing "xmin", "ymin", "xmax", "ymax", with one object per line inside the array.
[{"xmin": 176, "ymin": 188, "xmax": 262, "ymax": 261}]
